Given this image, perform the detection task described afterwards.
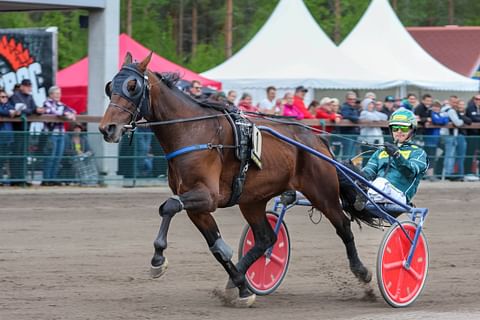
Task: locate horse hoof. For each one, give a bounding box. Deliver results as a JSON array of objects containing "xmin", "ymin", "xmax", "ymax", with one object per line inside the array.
[
  {"xmin": 363, "ymin": 269, "xmax": 372, "ymax": 283},
  {"xmin": 229, "ymin": 293, "xmax": 256, "ymax": 308},
  {"xmin": 352, "ymin": 266, "xmax": 372, "ymax": 283},
  {"xmin": 150, "ymin": 257, "xmax": 168, "ymax": 278},
  {"xmin": 223, "ymin": 280, "xmax": 256, "ymax": 308},
  {"xmin": 357, "ymin": 269, "xmax": 372, "ymax": 283}
]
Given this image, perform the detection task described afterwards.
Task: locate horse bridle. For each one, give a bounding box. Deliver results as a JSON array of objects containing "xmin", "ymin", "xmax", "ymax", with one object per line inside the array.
[
  {"xmin": 105, "ymin": 65, "xmax": 233, "ymax": 133},
  {"xmin": 105, "ymin": 64, "xmax": 151, "ymax": 130}
]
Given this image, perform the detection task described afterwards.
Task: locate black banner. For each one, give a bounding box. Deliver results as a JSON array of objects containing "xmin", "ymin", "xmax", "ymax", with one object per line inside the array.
[{"xmin": 0, "ymin": 28, "xmax": 56, "ymax": 107}]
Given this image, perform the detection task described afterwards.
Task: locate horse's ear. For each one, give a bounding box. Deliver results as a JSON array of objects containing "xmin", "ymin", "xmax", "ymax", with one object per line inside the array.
[
  {"xmin": 104, "ymin": 81, "xmax": 112, "ymax": 98},
  {"xmin": 123, "ymin": 52, "xmax": 133, "ymax": 66},
  {"xmin": 138, "ymin": 51, "xmax": 153, "ymax": 71}
]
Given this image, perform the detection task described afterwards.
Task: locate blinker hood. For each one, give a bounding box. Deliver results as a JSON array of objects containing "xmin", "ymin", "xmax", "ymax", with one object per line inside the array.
[
  {"xmin": 107, "ymin": 63, "xmax": 151, "ymax": 120},
  {"xmin": 112, "ymin": 65, "xmax": 145, "ymax": 102}
]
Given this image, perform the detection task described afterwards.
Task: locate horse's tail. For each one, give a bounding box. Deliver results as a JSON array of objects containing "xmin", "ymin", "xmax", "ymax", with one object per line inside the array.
[{"xmin": 336, "ymin": 161, "xmax": 376, "ymax": 226}]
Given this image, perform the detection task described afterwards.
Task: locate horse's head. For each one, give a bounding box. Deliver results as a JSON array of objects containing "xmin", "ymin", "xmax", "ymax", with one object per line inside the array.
[{"xmin": 99, "ymin": 52, "xmax": 153, "ymax": 143}]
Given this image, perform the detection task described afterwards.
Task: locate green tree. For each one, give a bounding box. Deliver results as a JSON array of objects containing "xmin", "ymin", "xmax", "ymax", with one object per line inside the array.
[
  {"xmin": 38, "ymin": 11, "xmax": 88, "ymax": 68},
  {"xmin": 0, "ymin": 10, "xmax": 88, "ymax": 69}
]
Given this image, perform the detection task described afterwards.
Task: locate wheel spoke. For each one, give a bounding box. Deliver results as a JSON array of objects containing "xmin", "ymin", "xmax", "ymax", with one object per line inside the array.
[
  {"xmin": 257, "ymin": 257, "xmax": 267, "ymax": 289},
  {"xmin": 406, "ymin": 265, "xmax": 423, "ymax": 281},
  {"xmin": 383, "ymin": 260, "xmax": 404, "ymax": 271},
  {"xmin": 393, "ymin": 266, "xmax": 406, "ymax": 298},
  {"xmin": 269, "ymin": 252, "xmax": 285, "ymax": 266},
  {"xmin": 396, "ymin": 231, "xmax": 405, "ymax": 258}
]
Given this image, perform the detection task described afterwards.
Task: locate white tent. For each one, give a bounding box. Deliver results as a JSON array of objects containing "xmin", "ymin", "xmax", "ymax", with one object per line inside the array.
[
  {"xmin": 201, "ymin": 0, "xmax": 398, "ymax": 102},
  {"xmin": 340, "ymin": 0, "xmax": 479, "ymax": 94}
]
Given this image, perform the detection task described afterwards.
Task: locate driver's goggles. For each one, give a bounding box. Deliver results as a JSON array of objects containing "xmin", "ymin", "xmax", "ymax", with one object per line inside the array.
[{"xmin": 391, "ymin": 125, "xmax": 411, "ymax": 133}]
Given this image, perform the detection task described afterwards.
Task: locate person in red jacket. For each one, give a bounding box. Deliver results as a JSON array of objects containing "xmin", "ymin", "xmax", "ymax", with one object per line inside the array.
[
  {"xmin": 238, "ymin": 93, "xmax": 258, "ymax": 113},
  {"xmin": 293, "ymin": 86, "xmax": 314, "ymax": 119},
  {"xmin": 315, "ymin": 97, "xmax": 342, "ymax": 133}
]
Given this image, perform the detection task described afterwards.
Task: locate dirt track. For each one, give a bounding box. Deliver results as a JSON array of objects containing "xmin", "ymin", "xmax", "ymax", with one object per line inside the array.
[{"xmin": 1, "ymin": 182, "xmax": 480, "ymax": 320}]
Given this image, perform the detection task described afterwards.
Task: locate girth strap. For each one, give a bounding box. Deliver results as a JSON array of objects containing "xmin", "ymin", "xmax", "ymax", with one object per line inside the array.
[{"xmin": 161, "ymin": 110, "xmax": 254, "ymax": 208}]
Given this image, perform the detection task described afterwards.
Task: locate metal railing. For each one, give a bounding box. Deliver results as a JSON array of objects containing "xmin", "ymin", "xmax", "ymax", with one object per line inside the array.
[{"xmin": 0, "ymin": 130, "xmax": 168, "ymax": 186}]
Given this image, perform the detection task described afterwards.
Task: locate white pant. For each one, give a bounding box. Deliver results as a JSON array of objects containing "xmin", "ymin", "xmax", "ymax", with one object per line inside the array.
[{"xmin": 367, "ymin": 177, "xmax": 406, "ymax": 205}]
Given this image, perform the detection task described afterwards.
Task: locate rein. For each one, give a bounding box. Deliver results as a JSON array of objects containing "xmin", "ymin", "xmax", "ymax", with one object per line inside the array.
[
  {"xmin": 125, "ymin": 110, "xmax": 383, "ymax": 161},
  {"xmin": 242, "ymin": 112, "xmax": 384, "ymax": 157},
  {"xmin": 110, "ymin": 65, "xmax": 383, "ymax": 162},
  {"xmin": 124, "ymin": 113, "xmax": 227, "ymax": 129}
]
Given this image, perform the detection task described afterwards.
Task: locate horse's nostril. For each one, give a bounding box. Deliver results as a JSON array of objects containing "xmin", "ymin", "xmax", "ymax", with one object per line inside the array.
[
  {"xmin": 106, "ymin": 124, "xmax": 117, "ymax": 136},
  {"xmin": 99, "ymin": 123, "xmax": 118, "ymax": 138}
]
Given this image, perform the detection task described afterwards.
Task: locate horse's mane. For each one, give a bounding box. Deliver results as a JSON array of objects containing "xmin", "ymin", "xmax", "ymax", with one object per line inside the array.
[
  {"xmin": 154, "ymin": 71, "xmax": 181, "ymax": 89},
  {"xmin": 153, "ymin": 71, "xmax": 235, "ymax": 112}
]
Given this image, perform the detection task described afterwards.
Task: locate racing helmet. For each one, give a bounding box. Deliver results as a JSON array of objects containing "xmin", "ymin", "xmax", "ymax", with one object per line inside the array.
[{"xmin": 388, "ymin": 108, "xmax": 417, "ymax": 139}]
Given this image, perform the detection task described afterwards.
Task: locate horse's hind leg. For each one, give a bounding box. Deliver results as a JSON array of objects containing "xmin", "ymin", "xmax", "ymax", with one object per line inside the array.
[
  {"xmin": 331, "ymin": 208, "xmax": 372, "ymax": 283},
  {"xmin": 236, "ymin": 202, "xmax": 277, "ymax": 275},
  {"xmin": 187, "ymin": 211, "xmax": 255, "ymax": 307},
  {"xmin": 305, "ymin": 190, "xmax": 372, "ymax": 283}
]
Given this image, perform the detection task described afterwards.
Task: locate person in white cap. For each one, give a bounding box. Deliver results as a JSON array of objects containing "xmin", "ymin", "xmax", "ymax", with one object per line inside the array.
[{"xmin": 315, "ymin": 97, "xmax": 342, "ymax": 133}]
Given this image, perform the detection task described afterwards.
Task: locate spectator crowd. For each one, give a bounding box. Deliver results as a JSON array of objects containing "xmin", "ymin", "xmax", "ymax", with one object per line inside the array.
[
  {"xmin": 1, "ymin": 79, "xmax": 480, "ymax": 186},
  {"xmin": 185, "ymin": 82, "xmax": 480, "ymax": 182},
  {"xmin": 0, "ymin": 79, "xmax": 96, "ymax": 186}
]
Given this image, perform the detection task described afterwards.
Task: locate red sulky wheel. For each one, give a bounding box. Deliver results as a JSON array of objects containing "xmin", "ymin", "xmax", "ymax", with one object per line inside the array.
[
  {"xmin": 377, "ymin": 221, "xmax": 429, "ymax": 308},
  {"xmin": 238, "ymin": 211, "xmax": 291, "ymax": 295}
]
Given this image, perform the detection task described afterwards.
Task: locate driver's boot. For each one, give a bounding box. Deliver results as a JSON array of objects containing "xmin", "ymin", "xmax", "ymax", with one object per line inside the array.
[{"xmin": 353, "ymin": 193, "xmax": 367, "ymax": 211}]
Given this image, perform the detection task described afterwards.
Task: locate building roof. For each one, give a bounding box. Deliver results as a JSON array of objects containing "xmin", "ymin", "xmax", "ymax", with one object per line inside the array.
[
  {"xmin": 339, "ymin": 0, "xmax": 479, "ymax": 91},
  {"xmin": 407, "ymin": 26, "xmax": 480, "ymax": 78}
]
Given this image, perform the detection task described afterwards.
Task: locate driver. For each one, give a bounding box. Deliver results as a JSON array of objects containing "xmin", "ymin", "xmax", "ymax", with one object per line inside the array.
[{"xmin": 358, "ymin": 108, "xmax": 428, "ymax": 216}]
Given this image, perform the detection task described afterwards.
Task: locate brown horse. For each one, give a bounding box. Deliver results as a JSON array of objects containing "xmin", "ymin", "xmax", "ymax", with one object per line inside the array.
[{"xmin": 99, "ymin": 52, "xmax": 371, "ymax": 307}]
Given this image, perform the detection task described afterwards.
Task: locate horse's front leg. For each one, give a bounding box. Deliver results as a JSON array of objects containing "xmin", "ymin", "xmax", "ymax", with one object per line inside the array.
[
  {"xmin": 150, "ymin": 189, "xmax": 214, "ymax": 277},
  {"xmin": 150, "ymin": 187, "xmax": 254, "ymax": 306},
  {"xmin": 150, "ymin": 195, "xmax": 184, "ymax": 278}
]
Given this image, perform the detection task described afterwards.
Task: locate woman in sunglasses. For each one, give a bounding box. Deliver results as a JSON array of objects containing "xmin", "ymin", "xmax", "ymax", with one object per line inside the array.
[{"xmin": 358, "ymin": 109, "xmax": 429, "ymax": 216}]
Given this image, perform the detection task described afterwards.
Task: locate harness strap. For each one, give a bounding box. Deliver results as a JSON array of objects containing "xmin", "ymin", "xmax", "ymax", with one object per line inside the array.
[
  {"xmin": 165, "ymin": 143, "xmax": 234, "ymax": 161},
  {"xmin": 224, "ymin": 111, "xmax": 253, "ymax": 207},
  {"xmin": 109, "ymin": 102, "xmax": 136, "ymax": 117}
]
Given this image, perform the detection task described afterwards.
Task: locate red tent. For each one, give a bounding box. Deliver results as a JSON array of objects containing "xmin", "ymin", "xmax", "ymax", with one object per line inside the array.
[{"xmin": 57, "ymin": 33, "xmax": 222, "ymax": 113}]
